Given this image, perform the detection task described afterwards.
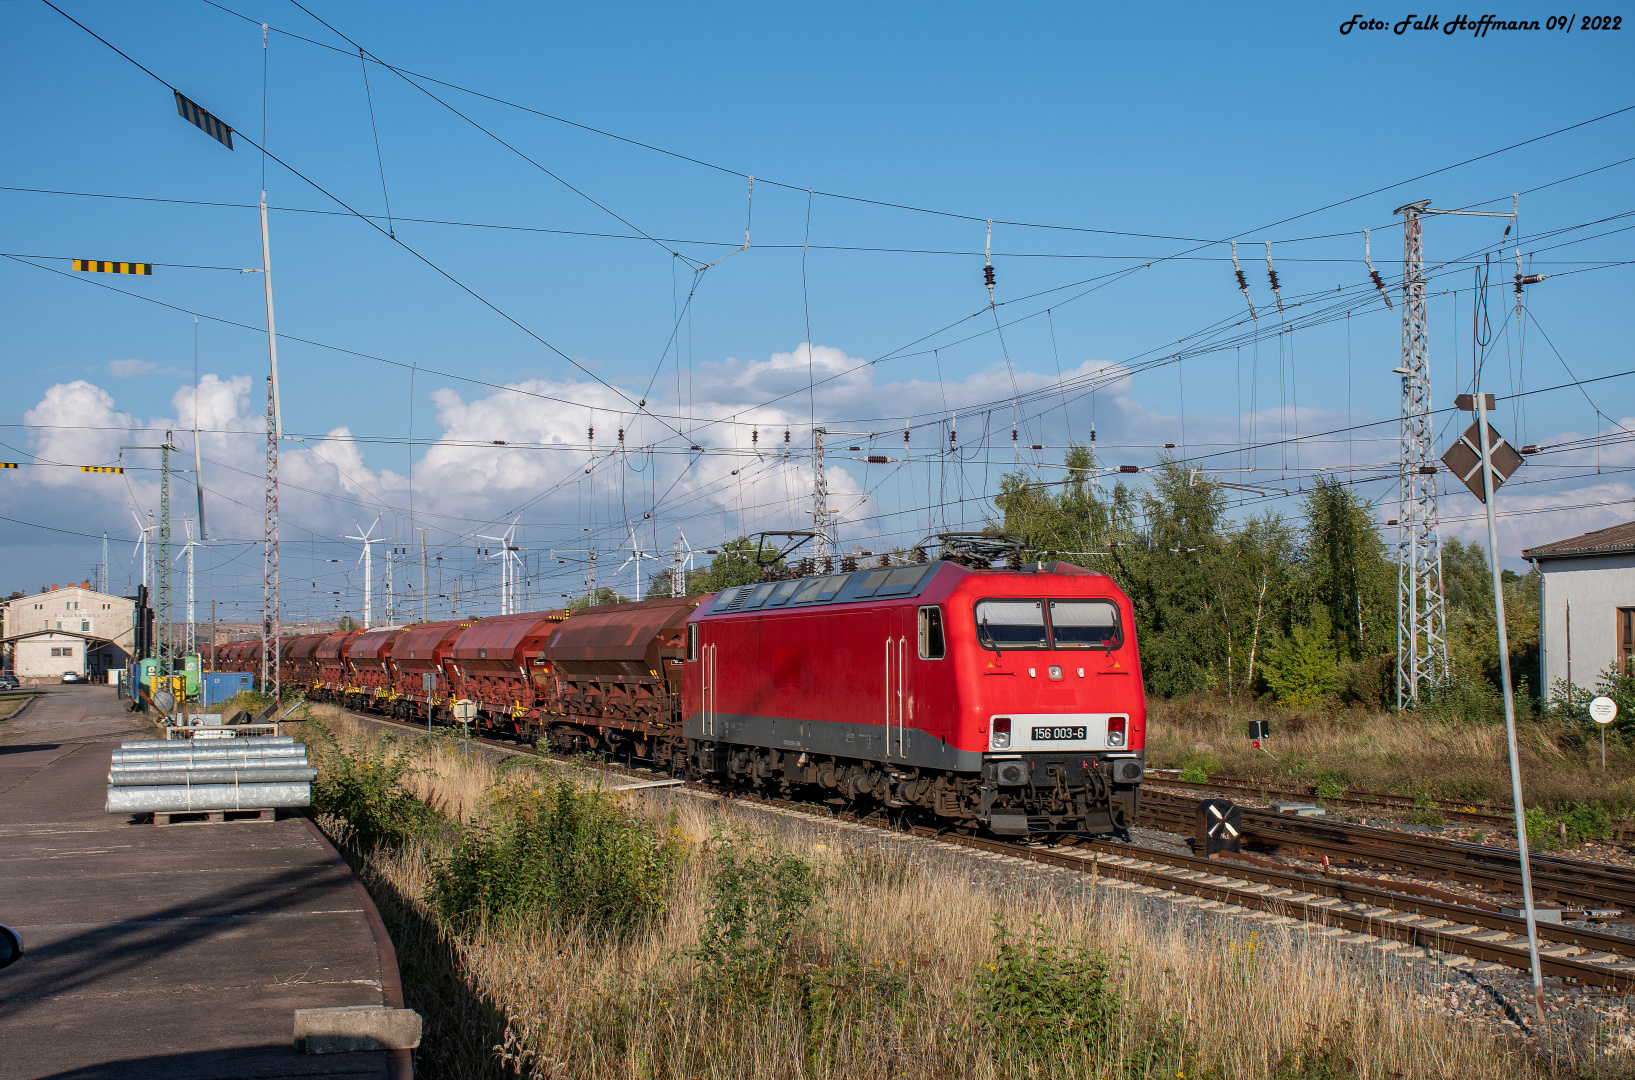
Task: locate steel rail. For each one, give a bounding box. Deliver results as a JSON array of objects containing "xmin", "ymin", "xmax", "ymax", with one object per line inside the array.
[
  {"xmin": 328, "ymin": 708, "xmax": 1635, "ymax": 990},
  {"xmin": 1139, "ymin": 790, "xmax": 1635, "ymax": 908},
  {"xmin": 1144, "ymin": 771, "xmax": 1514, "ymax": 826}
]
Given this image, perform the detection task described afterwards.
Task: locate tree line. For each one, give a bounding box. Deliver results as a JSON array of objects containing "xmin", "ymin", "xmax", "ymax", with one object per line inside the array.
[{"xmin": 993, "ymin": 444, "xmax": 1541, "ymax": 714}]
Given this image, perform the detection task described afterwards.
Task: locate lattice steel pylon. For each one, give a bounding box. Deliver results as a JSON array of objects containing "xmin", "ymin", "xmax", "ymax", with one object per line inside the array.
[
  {"xmin": 1394, "ymin": 201, "xmax": 1450, "ymax": 708},
  {"xmin": 261, "ymin": 376, "xmax": 280, "ymax": 696},
  {"xmin": 156, "ymin": 432, "xmax": 173, "ymax": 670},
  {"xmin": 811, "ymin": 427, "xmax": 831, "ymax": 560}
]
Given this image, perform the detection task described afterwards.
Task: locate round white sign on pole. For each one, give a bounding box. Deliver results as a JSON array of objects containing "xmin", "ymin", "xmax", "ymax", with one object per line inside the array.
[{"xmin": 1589, "ymin": 696, "xmax": 1619, "ymax": 725}]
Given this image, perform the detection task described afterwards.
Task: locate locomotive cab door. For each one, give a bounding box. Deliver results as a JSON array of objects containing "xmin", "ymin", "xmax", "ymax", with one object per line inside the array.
[{"xmin": 885, "ymin": 608, "xmax": 910, "ymax": 760}]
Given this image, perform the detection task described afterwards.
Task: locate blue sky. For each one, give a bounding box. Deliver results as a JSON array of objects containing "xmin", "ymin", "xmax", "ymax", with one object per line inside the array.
[{"xmin": 2, "ymin": 1, "xmax": 1631, "ymax": 622}]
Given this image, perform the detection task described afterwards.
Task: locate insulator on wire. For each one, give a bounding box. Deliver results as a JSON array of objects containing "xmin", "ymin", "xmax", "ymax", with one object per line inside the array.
[
  {"xmin": 752, "ymin": 429, "xmax": 758, "ymax": 445},
  {"xmin": 784, "ymin": 429, "xmax": 790, "ymax": 444},
  {"xmin": 588, "ymin": 426, "xmax": 594, "ymax": 443},
  {"xmin": 1229, "ymin": 242, "xmax": 1258, "ymax": 321},
  {"xmin": 904, "ymin": 428, "xmax": 910, "ymax": 443},
  {"xmin": 1264, "ymin": 242, "xmax": 1284, "ymax": 314},
  {"xmin": 983, "ymin": 218, "xmax": 995, "ymax": 304},
  {"xmin": 1363, "ymin": 229, "xmax": 1394, "ymax": 310},
  {"xmin": 618, "ymin": 428, "xmax": 624, "ymax": 443}
]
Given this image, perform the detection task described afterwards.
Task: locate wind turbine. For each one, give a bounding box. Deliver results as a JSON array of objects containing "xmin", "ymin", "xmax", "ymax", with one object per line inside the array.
[
  {"xmin": 476, "ymin": 518, "xmax": 524, "ymax": 615},
  {"xmin": 129, "ymin": 507, "xmax": 158, "ymax": 592},
  {"xmin": 172, "ymin": 516, "xmax": 206, "ymax": 653},
  {"xmin": 343, "ymin": 516, "xmax": 390, "ymax": 629}
]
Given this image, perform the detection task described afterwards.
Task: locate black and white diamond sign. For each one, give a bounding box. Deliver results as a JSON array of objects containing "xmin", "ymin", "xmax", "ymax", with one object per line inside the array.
[{"xmin": 1441, "ymin": 420, "xmax": 1523, "ymax": 503}]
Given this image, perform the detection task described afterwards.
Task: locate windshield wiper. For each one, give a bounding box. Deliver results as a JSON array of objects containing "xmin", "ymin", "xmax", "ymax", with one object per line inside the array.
[{"xmin": 981, "ymin": 615, "xmax": 1002, "ymax": 657}]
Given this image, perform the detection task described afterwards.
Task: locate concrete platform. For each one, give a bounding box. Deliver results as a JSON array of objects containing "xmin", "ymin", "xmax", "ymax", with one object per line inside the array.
[{"xmin": 0, "ymin": 685, "xmax": 407, "ymax": 1080}]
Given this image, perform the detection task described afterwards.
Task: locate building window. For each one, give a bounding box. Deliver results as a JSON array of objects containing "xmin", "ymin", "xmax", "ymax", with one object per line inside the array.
[
  {"xmin": 1620, "ymin": 607, "xmax": 1634, "ymax": 677},
  {"xmin": 81, "ymin": 620, "xmax": 90, "ymax": 632}
]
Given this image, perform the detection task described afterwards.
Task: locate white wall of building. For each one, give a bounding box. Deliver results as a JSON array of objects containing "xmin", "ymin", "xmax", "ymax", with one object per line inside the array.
[
  {"xmin": 14, "ymin": 634, "xmax": 87, "ymax": 679},
  {"xmin": 2, "ymin": 585, "xmax": 136, "ymax": 678},
  {"xmin": 1537, "ymin": 553, "xmax": 1635, "ymax": 692}
]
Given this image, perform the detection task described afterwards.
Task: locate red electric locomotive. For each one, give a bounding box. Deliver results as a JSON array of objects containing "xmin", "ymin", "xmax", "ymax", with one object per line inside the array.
[{"xmin": 681, "ymin": 554, "xmax": 1144, "ymax": 835}]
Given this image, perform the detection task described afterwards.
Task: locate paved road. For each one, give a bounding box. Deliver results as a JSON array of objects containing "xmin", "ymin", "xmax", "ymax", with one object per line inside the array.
[{"xmin": 0, "ymin": 685, "xmax": 396, "ymax": 1079}]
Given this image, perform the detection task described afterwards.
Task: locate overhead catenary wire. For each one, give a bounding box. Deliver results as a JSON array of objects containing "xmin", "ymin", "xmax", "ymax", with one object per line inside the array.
[{"xmin": 20, "ymin": 1, "xmax": 1635, "ymax": 605}]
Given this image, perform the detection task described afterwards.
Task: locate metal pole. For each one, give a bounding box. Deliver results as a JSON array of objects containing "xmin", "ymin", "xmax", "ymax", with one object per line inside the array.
[
  {"xmin": 158, "ymin": 436, "xmax": 173, "ymax": 672},
  {"xmin": 260, "ymin": 190, "xmax": 283, "ymax": 703},
  {"xmin": 362, "ymin": 540, "xmax": 373, "ymax": 629},
  {"xmin": 1476, "ymin": 391, "xmax": 1546, "ymax": 1024},
  {"xmin": 259, "ymin": 195, "xmax": 283, "ymax": 441},
  {"xmin": 420, "ymin": 527, "xmax": 428, "ymax": 623}
]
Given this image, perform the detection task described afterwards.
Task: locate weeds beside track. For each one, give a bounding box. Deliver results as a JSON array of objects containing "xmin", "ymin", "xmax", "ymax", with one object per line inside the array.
[{"xmin": 300, "ymin": 704, "xmax": 1635, "ymax": 1078}]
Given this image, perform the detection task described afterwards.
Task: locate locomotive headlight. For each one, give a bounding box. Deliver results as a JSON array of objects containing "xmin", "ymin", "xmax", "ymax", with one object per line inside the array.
[
  {"xmin": 990, "ymin": 716, "xmax": 1011, "ymax": 750},
  {"xmin": 1106, "ymin": 714, "xmax": 1128, "ymax": 748}
]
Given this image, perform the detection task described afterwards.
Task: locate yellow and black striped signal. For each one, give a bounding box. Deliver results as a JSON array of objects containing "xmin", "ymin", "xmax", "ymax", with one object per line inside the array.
[
  {"xmin": 74, "ymin": 260, "xmax": 152, "ymax": 275},
  {"xmin": 80, "ymin": 466, "xmax": 124, "ymax": 474},
  {"xmin": 0, "ymin": 462, "xmax": 18, "ymax": 469}
]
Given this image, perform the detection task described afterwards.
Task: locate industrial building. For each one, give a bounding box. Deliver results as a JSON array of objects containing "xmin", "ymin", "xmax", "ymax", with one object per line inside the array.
[{"xmin": 0, "ymin": 582, "xmax": 137, "ymax": 682}]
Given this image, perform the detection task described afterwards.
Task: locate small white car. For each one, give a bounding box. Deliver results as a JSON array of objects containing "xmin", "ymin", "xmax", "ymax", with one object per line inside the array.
[{"xmin": 60, "ymin": 671, "xmax": 84, "ymax": 684}]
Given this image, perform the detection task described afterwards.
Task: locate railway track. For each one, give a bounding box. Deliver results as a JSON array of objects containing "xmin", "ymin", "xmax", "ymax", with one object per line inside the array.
[
  {"xmin": 1139, "ymin": 789, "xmax": 1635, "ymax": 910},
  {"xmin": 323, "ymin": 707, "xmax": 1635, "ymax": 992},
  {"xmin": 1144, "ymin": 769, "xmax": 1515, "ymax": 827}
]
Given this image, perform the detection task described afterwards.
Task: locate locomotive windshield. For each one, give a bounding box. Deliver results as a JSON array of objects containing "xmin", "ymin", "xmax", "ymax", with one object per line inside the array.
[
  {"xmin": 1048, "ymin": 600, "xmax": 1121, "ymax": 648},
  {"xmin": 974, "ymin": 598, "xmax": 1122, "ymax": 650},
  {"xmin": 974, "ymin": 600, "xmax": 1047, "ymax": 649}
]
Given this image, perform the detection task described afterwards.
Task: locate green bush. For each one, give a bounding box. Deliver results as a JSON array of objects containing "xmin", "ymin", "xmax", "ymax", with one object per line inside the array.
[
  {"xmin": 429, "ymin": 779, "xmax": 678, "ymax": 937},
  {"xmin": 1179, "ymin": 762, "xmax": 1209, "ymax": 783},
  {"xmin": 976, "ymin": 915, "xmax": 1122, "ymax": 1065},
  {"xmin": 693, "ymin": 827, "xmax": 822, "ymax": 988},
  {"xmin": 1527, "ymin": 802, "xmax": 1612, "ymax": 851},
  {"xmin": 1263, "ymin": 623, "xmax": 1339, "ymax": 708},
  {"xmin": 306, "ymin": 724, "xmax": 437, "ymax": 850},
  {"xmin": 1565, "ymin": 801, "xmax": 1611, "ymax": 842},
  {"xmin": 1314, "ymin": 775, "xmax": 1345, "ymax": 800}
]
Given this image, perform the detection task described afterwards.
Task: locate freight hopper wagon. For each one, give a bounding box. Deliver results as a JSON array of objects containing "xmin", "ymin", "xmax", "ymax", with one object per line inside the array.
[
  {"xmin": 386, "ymin": 619, "xmax": 471, "ymax": 723},
  {"xmin": 682, "ymin": 560, "xmax": 1145, "ymax": 836},
  {"xmin": 539, "ymin": 597, "xmax": 701, "ymax": 757},
  {"xmin": 447, "ymin": 611, "xmax": 566, "ymax": 736},
  {"xmin": 346, "ymin": 629, "xmax": 400, "ymax": 712}
]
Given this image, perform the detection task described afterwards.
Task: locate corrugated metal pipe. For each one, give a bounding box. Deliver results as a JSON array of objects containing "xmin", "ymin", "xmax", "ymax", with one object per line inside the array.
[
  {"xmin": 109, "ymin": 767, "xmax": 317, "ymax": 787},
  {"xmin": 110, "ymin": 757, "xmax": 306, "ymax": 773},
  {"xmin": 107, "ymin": 783, "xmax": 313, "ymax": 813},
  {"xmin": 111, "ymin": 745, "xmax": 308, "ymax": 765},
  {"xmin": 120, "ymin": 737, "xmax": 297, "ymax": 750},
  {"xmin": 106, "ymin": 736, "xmax": 314, "ymax": 815}
]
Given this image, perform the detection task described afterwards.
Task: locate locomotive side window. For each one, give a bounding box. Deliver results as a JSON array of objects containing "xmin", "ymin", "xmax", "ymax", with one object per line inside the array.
[
  {"xmin": 1048, "ymin": 600, "xmax": 1122, "ymax": 649},
  {"xmin": 686, "ymin": 622, "xmax": 698, "ymax": 662},
  {"xmin": 918, "ymin": 606, "xmax": 945, "ymax": 659},
  {"xmin": 974, "ymin": 600, "xmax": 1047, "ymax": 650}
]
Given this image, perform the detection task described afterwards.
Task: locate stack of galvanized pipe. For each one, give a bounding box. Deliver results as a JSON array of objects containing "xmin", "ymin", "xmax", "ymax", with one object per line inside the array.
[{"xmin": 106, "ymin": 736, "xmax": 315, "ymax": 816}]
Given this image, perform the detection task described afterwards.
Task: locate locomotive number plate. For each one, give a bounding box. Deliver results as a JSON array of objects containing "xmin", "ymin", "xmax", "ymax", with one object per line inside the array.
[{"xmin": 1031, "ymin": 725, "xmax": 1087, "ymax": 741}]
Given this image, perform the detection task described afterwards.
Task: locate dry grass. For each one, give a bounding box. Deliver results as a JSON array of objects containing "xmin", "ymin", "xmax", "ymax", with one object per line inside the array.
[
  {"xmin": 288, "ymin": 705, "xmax": 1635, "ymax": 1080},
  {"xmin": 1147, "ymin": 695, "xmax": 1635, "ymax": 817}
]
